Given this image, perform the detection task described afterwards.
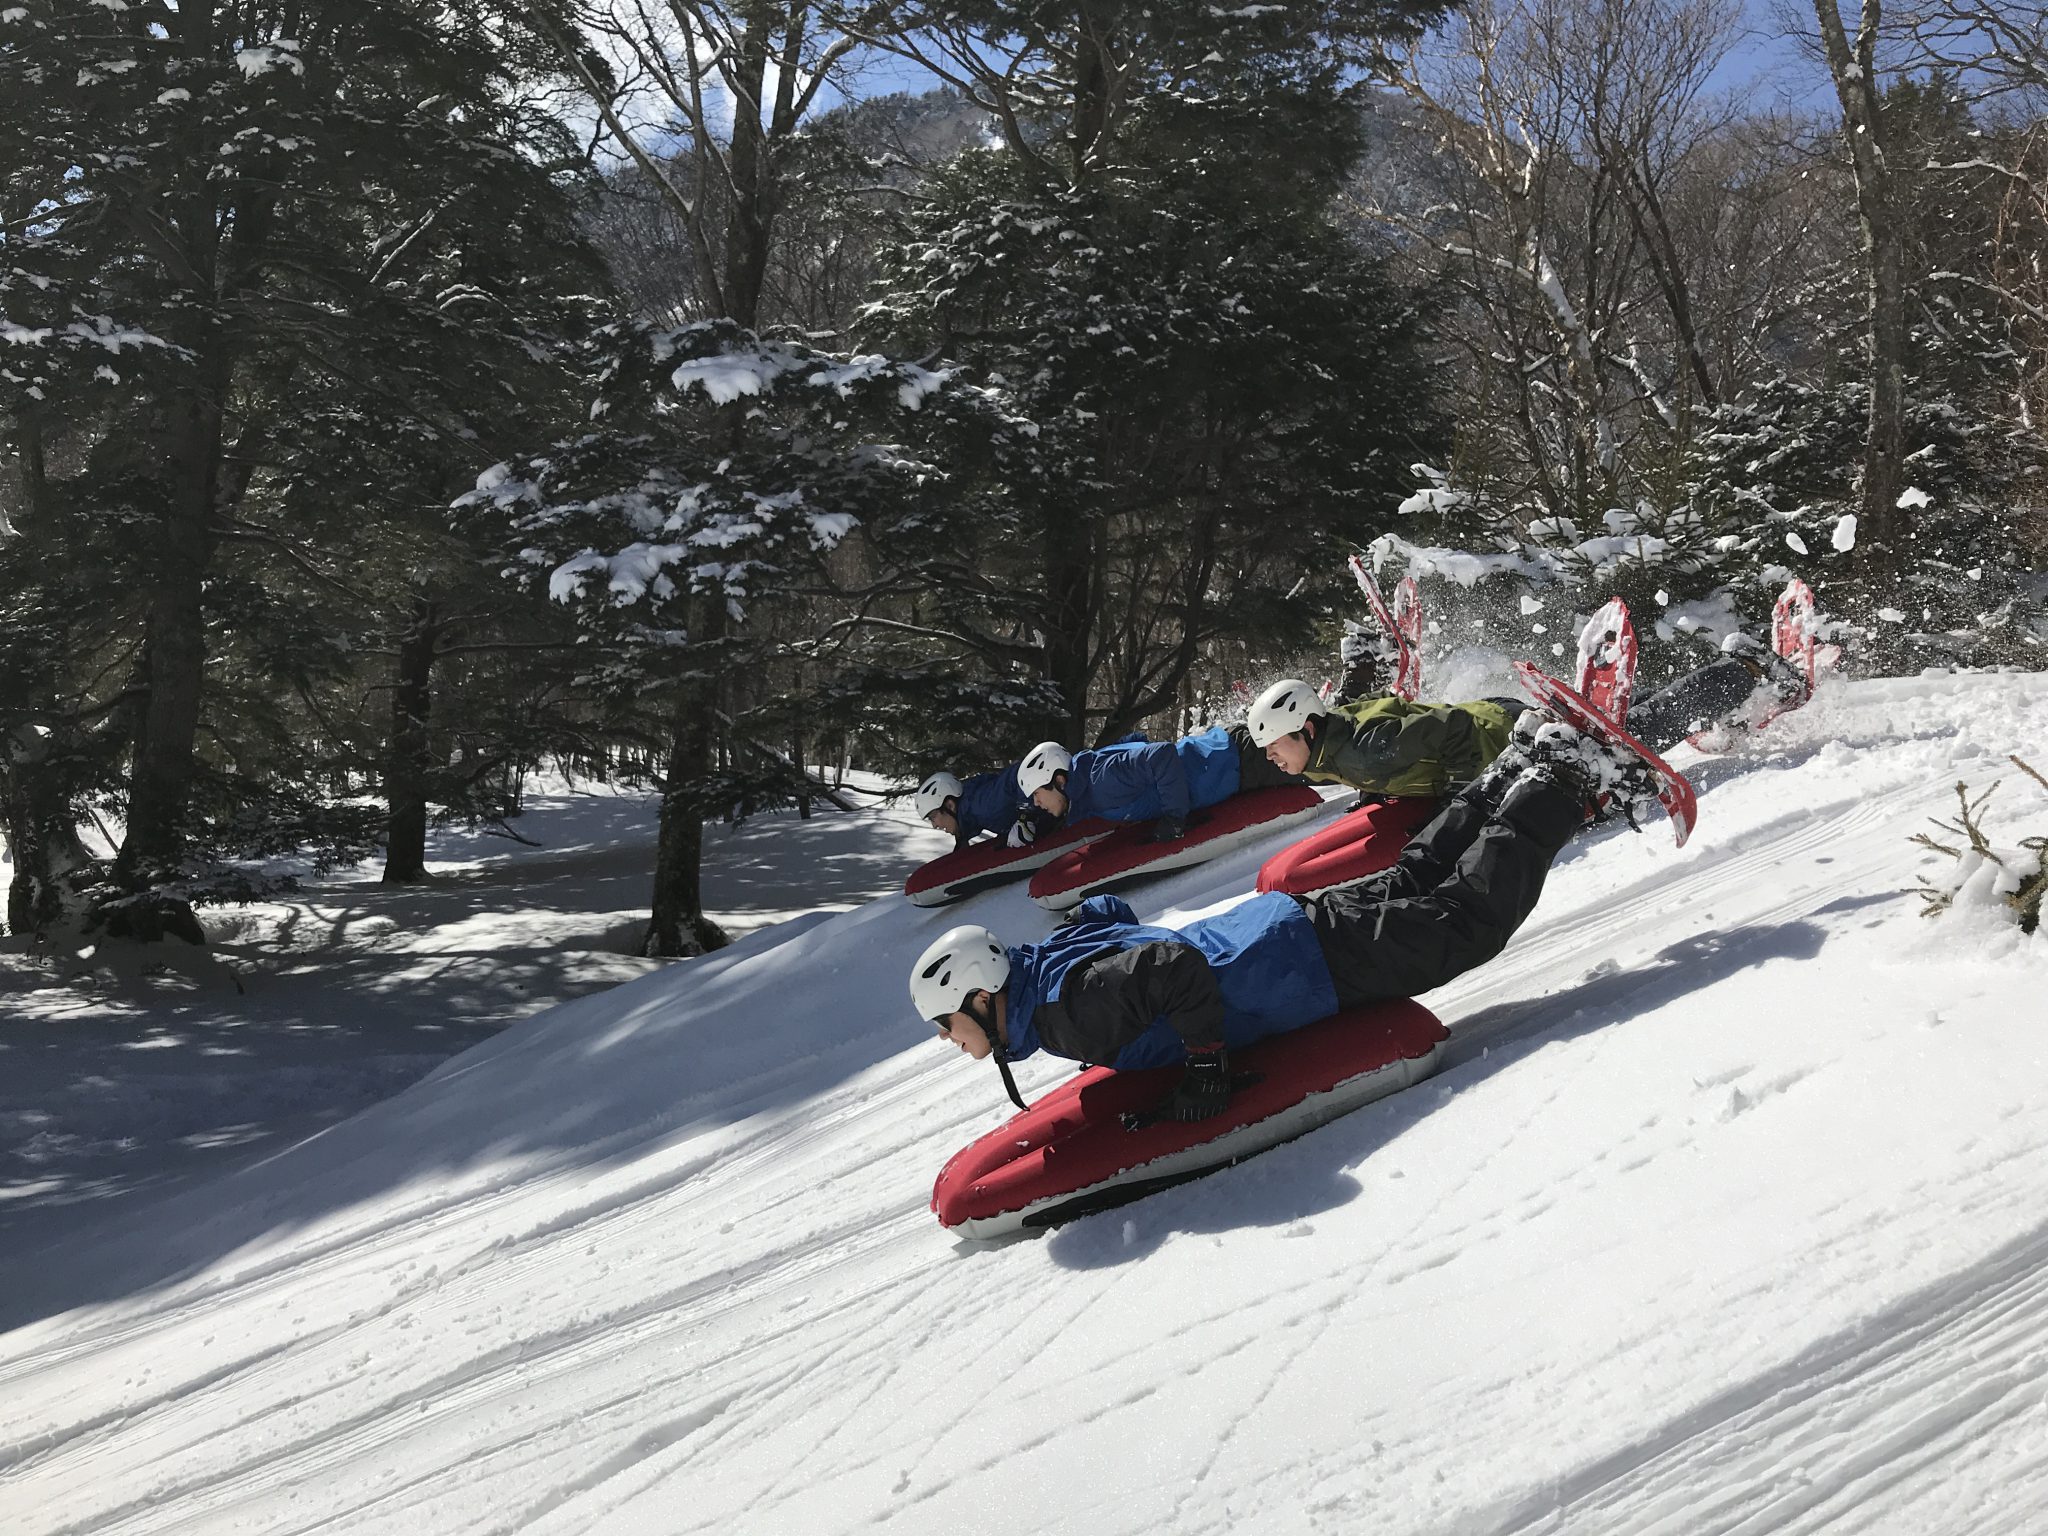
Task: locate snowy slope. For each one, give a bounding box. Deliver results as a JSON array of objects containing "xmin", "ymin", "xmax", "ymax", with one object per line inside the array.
[
  {"xmin": 0, "ymin": 773, "xmax": 937, "ymax": 1259},
  {"xmin": 4, "ymin": 671, "xmax": 2048, "ymax": 1536}
]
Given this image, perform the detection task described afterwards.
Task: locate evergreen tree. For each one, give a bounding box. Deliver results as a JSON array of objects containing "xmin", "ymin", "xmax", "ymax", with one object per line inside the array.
[
  {"xmin": 860, "ymin": 0, "xmax": 1455, "ymax": 742},
  {"xmin": 459, "ymin": 317, "xmax": 1027, "ymax": 954},
  {"xmin": 0, "ymin": 0, "xmax": 603, "ymax": 931}
]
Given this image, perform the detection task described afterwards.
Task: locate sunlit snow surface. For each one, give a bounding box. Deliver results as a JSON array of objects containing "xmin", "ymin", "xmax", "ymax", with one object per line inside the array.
[{"xmin": 6, "ymin": 672, "xmax": 2048, "ymax": 1535}]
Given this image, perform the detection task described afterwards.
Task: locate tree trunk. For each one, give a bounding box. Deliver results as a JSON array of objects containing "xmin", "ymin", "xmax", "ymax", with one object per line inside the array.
[
  {"xmin": 1042, "ymin": 512, "xmax": 1095, "ymax": 743},
  {"xmin": 643, "ymin": 598, "xmax": 729, "ymax": 958},
  {"xmin": 114, "ymin": 371, "xmax": 224, "ymax": 890},
  {"xmin": 1622, "ymin": 159, "xmax": 1719, "ymax": 410},
  {"xmin": 721, "ymin": 6, "xmax": 776, "ymax": 328},
  {"xmin": 643, "ymin": 707, "xmax": 729, "ymax": 958},
  {"xmin": 1070, "ymin": 3, "xmax": 1113, "ymax": 187},
  {"xmin": 1, "ymin": 730, "xmax": 93, "ymax": 936},
  {"xmin": 1812, "ymin": 0, "xmax": 1912, "ymax": 570},
  {"xmin": 112, "ymin": 3, "xmax": 248, "ymax": 896},
  {"xmin": 382, "ymin": 599, "xmax": 440, "ymax": 884}
]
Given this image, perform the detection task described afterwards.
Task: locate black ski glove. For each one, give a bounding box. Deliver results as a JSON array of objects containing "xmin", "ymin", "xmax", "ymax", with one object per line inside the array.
[
  {"xmin": 1121, "ymin": 1049, "xmax": 1260, "ymax": 1132},
  {"xmin": 1159, "ymin": 1046, "xmax": 1233, "ymax": 1124},
  {"xmin": 1149, "ymin": 813, "xmax": 1188, "ymax": 844}
]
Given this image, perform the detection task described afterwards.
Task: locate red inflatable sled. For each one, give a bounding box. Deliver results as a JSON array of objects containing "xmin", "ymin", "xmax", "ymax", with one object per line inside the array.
[
  {"xmin": 1028, "ymin": 784, "xmax": 1326, "ymax": 912},
  {"xmin": 1255, "ymin": 795, "xmax": 1439, "ymax": 897},
  {"xmin": 932, "ymin": 999, "xmax": 1449, "ymax": 1239},
  {"xmin": 904, "ymin": 818, "xmax": 1121, "ymax": 908}
]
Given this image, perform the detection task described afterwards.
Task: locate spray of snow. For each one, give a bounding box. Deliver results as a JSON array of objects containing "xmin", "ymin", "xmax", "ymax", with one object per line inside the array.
[{"xmin": 1371, "ymin": 532, "xmax": 1556, "ymax": 589}]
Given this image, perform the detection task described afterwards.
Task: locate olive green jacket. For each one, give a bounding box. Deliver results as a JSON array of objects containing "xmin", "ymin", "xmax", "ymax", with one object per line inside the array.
[{"xmin": 1302, "ymin": 696, "xmax": 1516, "ymax": 798}]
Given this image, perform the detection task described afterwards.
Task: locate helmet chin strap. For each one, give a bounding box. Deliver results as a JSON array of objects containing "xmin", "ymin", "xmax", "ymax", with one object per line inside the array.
[{"xmin": 968, "ymin": 993, "xmax": 1028, "ymax": 1111}]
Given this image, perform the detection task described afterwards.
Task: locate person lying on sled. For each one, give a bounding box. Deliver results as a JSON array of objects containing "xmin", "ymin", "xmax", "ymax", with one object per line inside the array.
[
  {"xmin": 1246, "ymin": 679, "xmax": 1522, "ymax": 796},
  {"xmin": 1252, "ymin": 627, "xmax": 1810, "ymax": 793},
  {"xmin": 909, "ymin": 709, "xmax": 1660, "ymax": 1123},
  {"xmin": 911, "ymin": 765, "xmax": 1024, "ymax": 848},
  {"xmin": 1009, "ymin": 720, "xmax": 1304, "ymax": 849}
]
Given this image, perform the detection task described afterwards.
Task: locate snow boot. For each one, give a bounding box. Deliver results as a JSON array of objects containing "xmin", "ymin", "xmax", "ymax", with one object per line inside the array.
[
  {"xmin": 1521, "ymin": 718, "xmax": 1661, "ymax": 824},
  {"xmin": 1337, "ymin": 618, "xmax": 1402, "ymax": 701},
  {"xmin": 1722, "ymin": 631, "xmax": 1811, "ymax": 709}
]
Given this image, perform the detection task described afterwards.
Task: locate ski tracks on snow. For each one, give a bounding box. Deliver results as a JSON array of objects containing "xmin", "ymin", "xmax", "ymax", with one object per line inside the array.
[
  {"xmin": 1486, "ymin": 1212, "xmax": 2048, "ymax": 1535},
  {"xmin": 0, "ymin": 1057, "xmax": 955, "ymax": 1535}
]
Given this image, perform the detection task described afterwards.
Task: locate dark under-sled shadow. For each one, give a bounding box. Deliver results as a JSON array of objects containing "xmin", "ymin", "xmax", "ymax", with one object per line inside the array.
[
  {"xmin": 1041, "ymin": 1158, "xmax": 1368, "ymax": 1268},
  {"xmin": 1031, "ymin": 916, "xmax": 1828, "ymax": 1270},
  {"xmin": 1441, "ymin": 917, "xmax": 1828, "ymax": 1070}
]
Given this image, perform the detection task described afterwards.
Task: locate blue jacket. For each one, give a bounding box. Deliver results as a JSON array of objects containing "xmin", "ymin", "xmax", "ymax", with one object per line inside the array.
[
  {"xmin": 1064, "ymin": 726, "xmax": 1242, "ymax": 825},
  {"xmin": 1003, "ymin": 891, "xmax": 1338, "ymax": 1071},
  {"xmin": 955, "ymin": 764, "xmax": 1023, "ymax": 843}
]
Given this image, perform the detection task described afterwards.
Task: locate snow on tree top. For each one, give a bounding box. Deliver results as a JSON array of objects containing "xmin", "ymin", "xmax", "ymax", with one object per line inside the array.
[
  {"xmin": 235, "ymin": 40, "xmax": 304, "ymax": 78},
  {"xmin": 656, "ymin": 327, "xmax": 951, "ymax": 413},
  {"xmin": 1396, "ymin": 485, "xmax": 1468, "ymax": 516},
  {"xmin": 669, "ymin": 349, "xmax": 808, "ymax": 406}
]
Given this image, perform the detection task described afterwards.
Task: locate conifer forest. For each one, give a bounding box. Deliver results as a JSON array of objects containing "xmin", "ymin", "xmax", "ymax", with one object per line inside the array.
[{"xmin": 5, "ymin": 0, "xmax": 2045, "ymax": 955}]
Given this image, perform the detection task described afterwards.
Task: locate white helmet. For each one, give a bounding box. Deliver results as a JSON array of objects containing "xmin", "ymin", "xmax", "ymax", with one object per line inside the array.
[
  {"xmin": 910, "ymin": 925, "xmax": 1010, "ymax": 1021},
  {"xmin": 1248, "ymin": 678, "xmax": 1321, "ymax": 747},
  {"xmin": 1016, "ymin": 741, "xmax": 1073, "ymax": 798},
  {"xmin": 913, "ymin": 770, "xmax": 964, "ymax": 819}
]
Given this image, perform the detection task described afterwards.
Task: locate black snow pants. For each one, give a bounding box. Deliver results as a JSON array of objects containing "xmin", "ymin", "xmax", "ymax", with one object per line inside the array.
[
  {"xmin": 1475, "ymin": 658, "xmax": 1759, "ymax": 759},
  {"xmin": 1626, "ymin": 658, "xmax": 1759, "ymax": 749},
  {"xmin": 1294, "ymin": 766, "xmax": 1582, "ymax": 1008}
]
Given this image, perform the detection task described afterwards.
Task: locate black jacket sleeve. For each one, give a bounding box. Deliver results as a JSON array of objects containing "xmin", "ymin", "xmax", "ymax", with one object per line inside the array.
[{"xmin": 1033, "ymin": 941, "xmax": 1227, "ymax": 1065}]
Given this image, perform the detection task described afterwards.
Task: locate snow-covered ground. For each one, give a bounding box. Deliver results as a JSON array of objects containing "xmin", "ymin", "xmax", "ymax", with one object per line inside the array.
[
  {"xmin": 0, "ymin": 775, "xmax": 945, "ymax": 1262},
  {"xmin": 4, "ymin": 672, "xmax": 2048, "ymax": 1535}
]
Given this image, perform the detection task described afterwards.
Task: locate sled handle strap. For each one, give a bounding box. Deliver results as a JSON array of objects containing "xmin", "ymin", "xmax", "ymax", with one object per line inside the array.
[{"xmin": 993, "ymin": 1053, "xmax": 1028, "ymax": 1111}]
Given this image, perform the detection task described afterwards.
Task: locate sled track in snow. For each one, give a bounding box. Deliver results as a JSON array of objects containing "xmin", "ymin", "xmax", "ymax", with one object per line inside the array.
[
  {"xmin": 17, "ymin": 1191, "xmax": 944, "ymax": 1536},
  {"xmin": 3, "ymin": 1057, "xmax": 981, "ymax": 1534}
]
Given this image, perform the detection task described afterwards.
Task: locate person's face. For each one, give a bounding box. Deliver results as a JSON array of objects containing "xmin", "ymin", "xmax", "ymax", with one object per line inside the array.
[
  {"xmin": 925, "ymin": 797, "xmax": 960, "ymax": 838},
  {"xmin": 935, "ymin": 991, "xmax": 995, "ymax": 1059},
  {"xmin": 1265, "ymin": 729, "xmax": 1311, "ymax": 775},
  {"xmin": 1030, "ymin": 780, "xmax": 1068, "ymax": 818}
]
